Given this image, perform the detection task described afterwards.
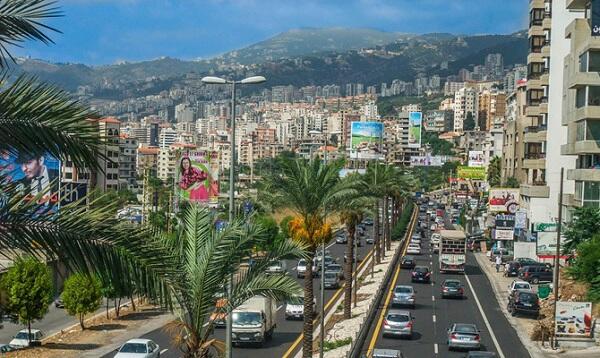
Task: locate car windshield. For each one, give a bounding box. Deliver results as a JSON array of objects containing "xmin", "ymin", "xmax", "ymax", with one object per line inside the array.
[
  {"xmin": 455, "ymin": 324, "xmax": 477, "ymax": 333},
  {"xmin": 514, "ymin": 282, "xmax": 530, "ymax": 290},
  {"xmin": 387, "ymin": 314, "xmax": 410, "ymax": 322},
  {"xmin": 14, "ymin": 332, "xmax": 32, "ymax": 340},
  {"xmin": 120, "ymin": 343, "xmax": 147, "ymax": 353},
  {"xmin": 327, "ymin": 265, "xmax": 341, "ymax": 272},
  {"xmin": 324, "ymin": 272, "xmax": 337, "ymax": 279},
  {"xmin": 414, "ymin": 267, "xmax": 428, "ymax": 273},
  {"xmin": 403, "ymin": 257, "xmax": 413, "ymax": 262},
  {"xmin": 395, "ymin": 287, "xmax": 412, "ymax": 294},
  {"xmin": 232, "ymin": 312, "xmax": 262, "ymax": 326},
  {"xmin": 298, "ymin": 259, "xmax": 306, "ymax": 266},
  {"xmin": 444, "ymin": 281, "xmax": 460, "ymax": 287},
  {"xmin": 287, "ymin": 296, "xmax": 304, "ymax": 305}
]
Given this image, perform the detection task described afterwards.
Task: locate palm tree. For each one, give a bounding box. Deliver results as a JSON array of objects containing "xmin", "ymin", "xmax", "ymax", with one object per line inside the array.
[
  {"xmin": 163, "ymin": 205, "xmax": 303, "ymax": 357},
  {"xmin": 385, "ymin": 170, "xmax": 418, "ymax": 250},
  {"xmin": 266, "ymin": 158, "xmax": 350, "ymax": 358}
]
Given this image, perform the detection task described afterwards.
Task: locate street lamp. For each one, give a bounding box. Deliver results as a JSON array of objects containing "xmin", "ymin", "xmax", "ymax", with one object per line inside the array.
[{"xmin": 201, "ymin": 75, "xmax": 266, "ymax": 358}]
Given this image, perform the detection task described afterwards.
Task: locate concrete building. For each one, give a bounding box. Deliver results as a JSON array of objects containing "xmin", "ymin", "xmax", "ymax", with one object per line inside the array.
[
  {"xmin": 478, "ymin": 89, "xmax": 507, "ymax": 131},
  {"xmin": 453, "ymin": 87, "xmax": 479, "ymax": 132},
  {"xmin": 158, "ymin": 127, "xmax": 178, "ymax": 148},
  {"xmin": 119, "ymin": 134, "xmax": 138, "ymax": 191},
  {"xmin": 157, "ymin": 143, "xmax": 196, "ymax": 181},
  {"xmin": 502, "ymin": 79, "xmax": 528, "ymax": 184},
  {"xmin": 137, "ymin": 146, "xmax": 159, "ymax": 177},
  {"xmin": 96, "ymin": 117, "xmax": 121, "ymax": 191}
]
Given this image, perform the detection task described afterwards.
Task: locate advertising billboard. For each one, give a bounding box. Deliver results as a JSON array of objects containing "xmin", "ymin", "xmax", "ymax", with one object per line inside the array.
[
  {"xmin": 515, "ymin": 209, "xmax": 527, "ymax": 229},
  {"xmin": 176, "ymin": 150, "xmax": 219, "ymax": 206},
  {"xmin": 494, "ymin": 214, "xmax": 515, "ymax": 230},
  {"xmin": 408, "ymin": 112, "xmax": 422, "ymax": 148},
  {"xmin": 60, "ymin": 183, "xmax": 88, "ymax": 207},
  {"xmin": 536, "ymin": 231, "xmax": 557, "ymax": 256},
  {"xmin": 350, "ymin": 121, "xmax": 384, "ymax": 159},
  {"xmin": 494, "ymin": 229, "xmax": 514, "ymax": 241},
  {"xmin": 457, "ymin": 166, "xmax": 486, "ymax": 180},
  {"xmin": 468, "ymin": 150, "xmax": 486, "ymax": 167},
  {"xmin": 488, "ymin": 188, "xmax": 520, "ymax": 213},
  {"xmin": 0, "ymin": 150, "xmax": 60, "ymax": 214},
  {"xmin": 555, "ymin": 301, "xmax": 593, "ymax": 337},
  {"xmin": 410, "ymin": 155, "xmax": 444, "ymax": 167}
]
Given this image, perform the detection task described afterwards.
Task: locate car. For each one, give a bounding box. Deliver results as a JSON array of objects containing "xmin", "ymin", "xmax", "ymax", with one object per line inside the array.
[
  {"xmin": 432, "ymin": 242, "xmax": 440, "ymax": 254},
  {"xmin": 465, "ymin": 352, "xmax": 497, "ymax": 357},
  {"xmin": 430, "ymin": 233, "xmax": 441, "ymax": 244},
  {"xmin": 114, "ymin": 339, "xmax": 161, "ymax": 358},
  {"xmin": 507, "ymin": 290, "xmax": 540, "ymax": 318},
  {"xmin": 326, "ymin": 263, "xmax": 344, "ymax": 279},
  {"xmin": 296, "ymin": 259, "xmax": 310, "ymax": 278},
  {"xmin": 54, "ymin": 298, "xmax": 65, "ymax": 308},
  {"xmin": 515, "ymin": 257, "xmax": 551, "ymax": 267},
  {"xmin": 371, "ymin": 348, "xmax": 406, "ymax": 358},
  {"xmin": 505, "ymin": 260, "xmax": 550, "ymax": 277},
  {"xmin": 323, "ymin": 271, "xmax": 341, "ymax": 289},
  {"xmin": 363, "ymin": 218, "xmax": 374, "ymax": 226},
  {"xmin": 0, "ymin": 344, "xmax": 16, "ymax": 353},
  {"xmin": 441, "ymin": 279, "xmax": 464, "ymax": 299},
  {"xmin": 406, "ymin": 244, "xmax": 421, "ymax": 255},
  {"xmin": 410, "ymin": 236, "xmax": 421, "ymax": 245},
  {"xmin": 284, "ymin": 295, "xmax": 316, "ymax": 320},
  {"xmin": 518, "ymin": 265, "xmax": 553, "ymax": 284},
  {"xmin": 400, "ymin": 256, "xmax": 416, "ymax": 269},
  {"xmin": 314, "ymin": 255, "xmax": 336, "ymax": 273},
  {"xmin": 265, "ymin": 261, "xmax": 285, "ymax": 275},
  {"xmin": 10, "ymin": 329, "xmax": 43, "ymax": 348},
  {"xmin": 410, "ymin": 266, "xmax": 431, "ymax": 283},
  {"xmin": 366, "ymin": 236, "xmax": 375, "ymax": 244},
  {"xmin": 382, "ymin": 310, "xmax": 414, "ymax": 339},
  {"xmin": 335, "ymin": 235, "xmax": 348, "ymax": 244},
  {"xmin": 507, "ymin": 280, "xmax": 532, "ymax": 297},
  {"xmin": 447, "ymin": 323, "xmax": 481, "ymax": 351},
  {"xmin": 344, "ymin": 254, "xmax": 361, "ymax": 263},
  {"xmin": 392, "ymin": 285, "xmax": 416, "ymax": 308}
]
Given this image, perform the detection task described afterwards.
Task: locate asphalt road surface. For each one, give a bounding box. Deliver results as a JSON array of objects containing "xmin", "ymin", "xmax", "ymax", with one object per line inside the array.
[
  {"xmin": 103, "ymin": 225, "xmax": 375, "ymax": 358},
  {"xmin": 358, "ymin": 206, "xmax": 530, "ymax": 358}
]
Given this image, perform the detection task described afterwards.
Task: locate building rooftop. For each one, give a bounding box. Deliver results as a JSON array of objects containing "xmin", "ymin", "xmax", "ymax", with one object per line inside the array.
[{"xmin": 138, "ymin": 147, "xmax": 160, "ymax": 155}]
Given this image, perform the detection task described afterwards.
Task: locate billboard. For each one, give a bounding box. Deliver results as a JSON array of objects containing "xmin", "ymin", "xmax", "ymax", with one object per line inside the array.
[
  {"xmin": 410, "ymin": 155, "xmax": 444, "ymax": 167},
  {"xmin": 350, "ymin": 121, "xmax": 384, "ymax": 159},
  {"xmin": 494, "ymin": 214, "xmax": 515, "ymax": 230},
  {"xmin": 536, "ymin": 231, "xmax": 557, "ymax": 256},
  {"xmin": 176, "ymin": 150, "xmax": 219, "ymax": 206},
  {"xmin": 488, "ymin": 188, "xmax": 520, "ymax": 213},
  {"xmin": 555, "ymin": 302, "xmax": 593, "ymax": 337},
  {"xmin": 408, "ymin": 112, "xmax": 422, "ymax": 148},
  {"xmin": 60, "ymin": 183, "xmax": 88, "ymax": 207},
  {"xmin": 494, "ymin": 229, "xmax": 514, "ymax": 241},
  {"xmin": 515, "ymin": 209, "xmax": 527, "ymax": 229},
  {"xmin": 0, "ymin": 150, "xmax": 60, "ymax": 214},
  {"xmin": 457, "ymin": 166, "xmax": 486, "ymax": 180},
  {"xmin": 468, "ymin": 150, "xmax": 486, "ymax": 167},
  {"xmin": 339, "ymin": 168, "xmax": 366, "ymax": 178}
]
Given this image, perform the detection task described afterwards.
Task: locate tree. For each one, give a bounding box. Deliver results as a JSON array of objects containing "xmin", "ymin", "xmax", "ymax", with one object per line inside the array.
[
  {"xmin": 163, "ymin": 204, "xmax": 303, "ymax": 357},
  {"xmin": 563, "ymin": 207, "xmax": 600, "ymax": 254},
  {"xmin": 464, "ymin": 112, "xmax": 476, "ymax": 131},
  {"xmin": 567, "ymin": 234, "xmax": 600, "ymax": 302},
  {"xmin": 487, "ymin": 156, "xmax": 502, "ymax": 187},
  {"xmin": 423, "ymin": 131, "xmax": 454, "ymax": 156},
  {"xmin": 504, "ymin": 176, "xmax": 520, "ymax": 188},
  {"xmin": 266, "ymin": 158, "xmax": 351, "ymax": 358},
  {"xmin": 280, "ymin": 215, "xmax": 294, "ymax": 239},
  {"xmin": 255, "ymin": 214, "xmax": 283, "ymax": 251},
  {"xmin": 61, "ymin": 273, "xmax": 102, "ymax": 330},
  {"xmin": 0, "ymin": 257, "xmax": 53, "ymax": 343}
]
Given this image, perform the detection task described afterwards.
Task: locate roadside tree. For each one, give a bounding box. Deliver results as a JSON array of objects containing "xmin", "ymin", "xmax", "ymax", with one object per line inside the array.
[{"xmin": 61, "ymin": 273, "xmax": 102, "ymax": 329}]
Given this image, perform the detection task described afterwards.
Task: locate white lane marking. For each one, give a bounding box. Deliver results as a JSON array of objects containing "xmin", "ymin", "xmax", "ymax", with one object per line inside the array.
[
  {"xmin": 276, "ymin": 305, "xmax": 283, "ymax": 311},
  {"xmin": 431, "ymin": 282, "xmax": 434, "ymax": 286},
  {"xmin": 160, "ymin": 349, "xmax": 168, "ymax": 354},
  {"xmin": 430, "ymin": 254, "xmax": 432, "ymax": 258},
  {"xmin": 202, "ymin": 322, "xmax": 209, "ymax": 327},
  {"xmin": 434, "ymin": 343, "xmax": 438, "ymax": 354},
  {"xmin": 432, "ymin": 314, "xmax": 436, "ymax": 323},
  {"xmin": 432, "ymin": 295, "xmax": 435, "ymax": 302},
  {"xmin": 430, "ymin": 261, "xmax": 433, "ymax": 265},
  {"xmin": 326, "ymin": 241, "xmax": 336, "ymax": 249},
  {"xmin": 464, "ymin": 273, "xmax": 506, "ymax": 358}
]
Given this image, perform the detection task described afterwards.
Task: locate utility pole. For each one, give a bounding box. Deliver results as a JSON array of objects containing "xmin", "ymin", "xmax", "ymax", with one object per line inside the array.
[{"xmin": 553, "ymin": 168, "xmax": 564, "ymax": 349}]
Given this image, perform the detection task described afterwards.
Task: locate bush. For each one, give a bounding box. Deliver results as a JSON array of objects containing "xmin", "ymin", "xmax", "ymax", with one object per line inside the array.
[
  {"xmin": 62, "ymin": 273, "xmax": 103, "ymax": 329},
  {"xmin": 567, "ymin": 234, "xmax": 600, "ymax": 302},
  {"xmin": 323, "ymin": 337, "xmax": 352, "ymax": 352},
  {"xmin": 391, "ymin": 203, "xmax": 414, "ymax": 241}
]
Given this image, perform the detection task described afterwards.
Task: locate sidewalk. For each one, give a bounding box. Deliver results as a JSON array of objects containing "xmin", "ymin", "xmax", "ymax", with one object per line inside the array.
[{"xmin": 473, "ymin": 252, "xmax": 599, "ymax": 358}]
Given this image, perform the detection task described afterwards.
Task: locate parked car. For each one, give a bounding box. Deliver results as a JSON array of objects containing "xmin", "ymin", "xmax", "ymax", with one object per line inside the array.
[
  {"xmin": 323, "ymin": 272, "xmax": 341, "ymax": 289},
  {"xmin": 465, "ymin": 352, "xmax": 497, "ymax": 357},
  {"xmin": 0, "ymin": 344, "xmax": 16, "ymax": 353},
  {"xmin": 54, "ymin": 298, "xmax": 65, "ymax": 308},
  {"xmin": 366, "ymin": 236, "xmax": 375, "ymax": 244},
  {"xmin": 284, "ymin": 295, "xmax": 315, "ymax": 320},
  {"xmin": 507, "ymin": 280, "xmax": 532, "ymax": 297},
  {"xmin": 400, "ymin": 256, "xmax": 416, "ymax": 269},
  {"xmin": 114, "ymin": 339, "xmax": 160, "ymax": 358},
  {"xmin": 518, "ymin": 265, "xmax": 553, "ymax": 284},
  {"xmin": 382, "ymin": 310, "xmax": 414, "ymax": 339},
  {"xmin": 410, "ymin": 237, "xmax": 421, "ymax": 245},
  {"xmin": 370, "ymin": 348, "xmax": 405, "ymax": 358},
  {"xmin": 410, "ymin": 266, "xmax": 431, "ymax": 283},
  {"xmin": 447, "ymin": 323, "xmax": 481, "ymax": 351},
  {"xmin": 326, "ymin": 263, "xmax": 344, "ymax": 279},
  {"xmin": 335, "ymin": 234, "xmax": 348, "ymax": 244},
  {"xmin": 343, "ymin": 253, "xmax": 361, "ymax": 263},
  {"xmin": 507, "ymin": 290, "xmax": 540, "ymax": 318},
  {"xmin": 406, "ymin": 244, "xmax": 421, "ymax": 255},
  {"xmin": 441, "ymin": 279, "xmax": 464, "ymax": 299},
  {"xmin": 392, "ymin": 285, "xmax": 416, "ymax": 308},
  {"xmin": 503, "ymin": 261, "xmax": 521, "ymax": 277},
  {"xmin": 265, "ymin": 261, "xmax": 285, "ymax": 275},
  {"xmin": 515, "ymin": 257, "xmax": 551, "ymax": 268},
  {"xmin": 363, "ymin": 218, "xmax": 374, "ymax": 226},
  {"xmin": 10, "ymin": 329, "xmax": 43, "ymax": 348}
]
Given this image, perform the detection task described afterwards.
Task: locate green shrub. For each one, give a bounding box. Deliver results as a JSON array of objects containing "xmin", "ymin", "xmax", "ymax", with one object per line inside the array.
[{"xmin": 323, "ymin": 337, "xmax": 352, "ymax": 351}]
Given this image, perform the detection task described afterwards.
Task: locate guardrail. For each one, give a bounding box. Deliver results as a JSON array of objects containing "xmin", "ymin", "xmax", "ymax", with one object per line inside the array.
[{"xmin": 346, "ymin": 203, "xmax": 418, "ymax": 358}]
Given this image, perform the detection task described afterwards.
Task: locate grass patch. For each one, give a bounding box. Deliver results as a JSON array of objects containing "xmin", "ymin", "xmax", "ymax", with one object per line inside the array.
[
  {"xmin": 336, "ymin": 304, "xmax": 343, "ymax": 312},
  {"xmin": 323, "ymin": 337, "xmax": 352, "ymax": 352}
]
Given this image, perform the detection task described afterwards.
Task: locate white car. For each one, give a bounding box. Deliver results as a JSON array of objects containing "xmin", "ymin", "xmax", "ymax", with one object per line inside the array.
[
  {"xmin": 114, "ymin": 339, "xmax": 160, "ymax": 358},
  {"xmin": 410, "ymin": 237, "xmax": 421, "ymax": 245},
  {"xmin": 285, "ymin": 295, "xmax": 316, "ymax": 320},
  {"xmin": 430, "ymin": 233, "xmax": 441, "ymax": 245},
  {"xmin": 508, "ymin": 280, "xmax": 532, "ymax": 296},
  {"xmin": 265, "ymin": 261, "xmax": 285, "ymax": 275},
  {"xmin": 406, "ymin": 244, "xmax": 421, "ymax": 255},
  {"xmin": 9, "ymin": 329, "xmax": 43, "ymax": 348}
]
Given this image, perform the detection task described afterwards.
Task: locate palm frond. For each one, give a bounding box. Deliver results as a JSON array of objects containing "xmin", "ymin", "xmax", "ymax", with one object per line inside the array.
[{"xmin": 0, "ymin": 0, "xmax": 61, "ymax": 68}]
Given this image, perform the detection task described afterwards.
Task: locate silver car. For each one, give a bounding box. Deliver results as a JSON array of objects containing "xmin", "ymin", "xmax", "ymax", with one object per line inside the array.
[
  {"xmin": 392, "ymin": 285, "xmax": 415, "ymax": 308},
  {"xmin": 447, "ymin": 323, "xmax": 481, "ymax": 351},
  {"xmin": 382, "ymin": 310, "xmax": 413, "ymax": 339}
]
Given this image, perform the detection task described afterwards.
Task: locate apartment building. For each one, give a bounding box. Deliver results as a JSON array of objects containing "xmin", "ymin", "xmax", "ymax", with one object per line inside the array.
[
  {"xmin": 96, "ymin": 117, "xmax": 121, "ymax": 191},
  {"xmin": 137, "ymin": 146, "xmax": 159, "ymax": 177},
  {"xmin": 157, "ymin": 143, "xmax": 196, "ymax": 181},
  {"xmin": 119, "ymin": 134, "xmax": 138, "ymax": 191},
  {"xmin": 478, "ymin": 89, "xmax": 507, "ymax": 131},
  {"xmin": 453, "ymin": 87, "xmax": 479, "ymax": 132},
  {"xmin": 502, "ymin": 79, "xmax": 528, "ymax": 184}
]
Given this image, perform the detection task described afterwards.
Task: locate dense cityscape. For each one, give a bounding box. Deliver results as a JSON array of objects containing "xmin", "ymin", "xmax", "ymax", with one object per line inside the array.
[{"xmin": 0, "ymin": 1, "xmax": 599, "ymax": 358}]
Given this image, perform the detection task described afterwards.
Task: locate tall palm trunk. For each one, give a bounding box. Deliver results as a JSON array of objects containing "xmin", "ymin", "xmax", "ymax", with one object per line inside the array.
[
  {"xmin": 343, "ymin": 224, "xmax": 355, "ymax": 319},
  {"xmin": 374, "ymin": 200, "xmax": 381, "ymax": 264},
  {"xmin": 384, "ymin": 196, "xmax": 391, "ymax": 251},
  {"xmin": 303, "ymin": 248, "xmax": 315, "ymax": 358}
]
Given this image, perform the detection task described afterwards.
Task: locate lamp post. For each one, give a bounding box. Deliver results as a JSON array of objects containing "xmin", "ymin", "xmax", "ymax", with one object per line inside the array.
[{"xmin": 201, "ymin": 75, "xmax": 266, "ymax": 358}]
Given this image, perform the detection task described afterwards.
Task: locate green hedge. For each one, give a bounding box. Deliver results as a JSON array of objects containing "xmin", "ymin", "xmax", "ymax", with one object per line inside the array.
[{"xmin": 391, "ymin": 203, "xmax": 415, "ymax": 241}]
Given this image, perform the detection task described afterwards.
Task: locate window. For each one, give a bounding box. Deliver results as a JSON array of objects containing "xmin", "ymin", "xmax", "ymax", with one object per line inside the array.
[
  {"xmin": 528, "ymin": 62, "xmax": 544, "ymax": 79},
  {"xmin": 589, "ymin": 86, "xmax": 600, "ymax": 106},
  {"xmin": 65, "ymin": 172, "xmax": 72, "ymax": 179},
  {"xmin": 575, "ymin": 181, "xmax": 583, "ymax": 202},
  {"xmin": 577, "ymin": 121, "xmax": 586, "ymax": 141},
  {"xmin": 590, "ymin": 51, "xmax": 600, "ymax": 72},
  {"xmin": 580, "ymin": 53, "xmax": 588, "ymax": 72},
  {"xmin": 583, "ymin": 181, "xmax": 600, "ymax": 207},
  {"xmin": 576, "ymin": 87, "xmax": 587, "ymax": 108},
  {"xmin": 530, "ymin": 8, "xmax": 544, "ymax": 26},
  {"xmin": 586, "ymin": 120, "xmax": 600, "ymax": 142},
  {"xmin": 530, "ymin": 36, "xmax": 545, "ymax": 53}
]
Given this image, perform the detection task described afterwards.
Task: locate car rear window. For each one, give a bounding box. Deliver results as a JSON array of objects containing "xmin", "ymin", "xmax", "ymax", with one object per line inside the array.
[
  {"xmin": 395, "ymin": 287, "xmax": 412, "ymax": 293},
  {"xmin": 444, "ymin": 281, "xmax": 460, "ymax": 287},
  {"xmin": 518, "ymin": 292, "xmax": 537, "ymax": 302},
  {"xmin": 414, "ymin": 267, "xmax": 429, "ymax": 272},
  {"xmin": 387, "ymin": 314, "xmax": 410, "ymax": 322},
  {"xmin": 455, "ymin": 324, "xmax": 477, "ymax": 333},
  {"xmin": 514, "ymin": 283, "xmax": 530, "ymax": 290}
]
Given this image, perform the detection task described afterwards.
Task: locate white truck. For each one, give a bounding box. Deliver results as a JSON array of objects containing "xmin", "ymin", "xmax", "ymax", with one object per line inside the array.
[
  {"xmin": 439, "ymin": 230, "xmax": 467, "ymax": 273},
  {"xmin": 231, "ymin": 296, "xmax": 277, "ymax": 346}
]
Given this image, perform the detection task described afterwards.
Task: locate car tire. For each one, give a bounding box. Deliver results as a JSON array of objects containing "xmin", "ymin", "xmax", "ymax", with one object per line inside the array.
[{"xmin": 531, "ymin": 277, "xmax": 540, "ymax": 284}]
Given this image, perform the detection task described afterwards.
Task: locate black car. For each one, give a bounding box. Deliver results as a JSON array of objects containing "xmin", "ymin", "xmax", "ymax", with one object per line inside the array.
[
  {"xmin": 518, "ymin": 265, "xmax": 553, "ymax": 284},
  {"xmin": 505, "ymin": 260, "xmax": 550, "ymax": 277},
  {"xmin": 400, "ymin": 256, "xmax": 416, "ymax": 269},
  {"xmin": 410, "ymin": 266, "xmax": 431, "ymax": 283},
  {"xmin": 507, "ymin": 290, "xmax": 540, "ymax": 318},
  {"xmin": 441, "ymin": 279, "xmax": 464, "ymax": 299}
]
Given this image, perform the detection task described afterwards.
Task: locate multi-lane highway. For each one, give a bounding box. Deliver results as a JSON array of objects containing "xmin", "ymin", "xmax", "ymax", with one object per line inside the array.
[
  {"xmin": 103, "ymin": 226, "xmax": 375, "ymax": 358},
  {"xmin": 358, "ymin": 203, "xmax": 530, "ymax": 357}
]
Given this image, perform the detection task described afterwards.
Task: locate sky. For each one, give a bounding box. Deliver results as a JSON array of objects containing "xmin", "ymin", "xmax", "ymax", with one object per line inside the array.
[{"xmin": 12, "ymin": 0, "xmax": 528, "ymax": 65}]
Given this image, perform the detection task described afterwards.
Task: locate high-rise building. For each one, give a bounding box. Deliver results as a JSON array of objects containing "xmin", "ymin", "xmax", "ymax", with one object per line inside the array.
[
  {"xmin": 502, "ymin": 79, "xmax": 528, "ymax": 184},
  {"xmin": 453, "ymin": 87, "xmax": 479, "ymax": 132},
  {"xmin": 97, "ymin": 117, "xmax": 121, "ymax": 191},
  {"xmin": 119, "ymin": 134, "xmax": 138, "ymax": 191},
  {"xmin": 478, "ymin": 89, "xmax": 507, "ymax": 131},
  {"xmin": 485, "ymin": 53, "xmax": 504, "ymax": 77}
]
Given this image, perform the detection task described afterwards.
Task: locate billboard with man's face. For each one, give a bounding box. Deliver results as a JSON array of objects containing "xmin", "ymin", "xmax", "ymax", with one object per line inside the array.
[{"xmin": 176, "ymin": 150, "xmax": 219, "ymax": 206}]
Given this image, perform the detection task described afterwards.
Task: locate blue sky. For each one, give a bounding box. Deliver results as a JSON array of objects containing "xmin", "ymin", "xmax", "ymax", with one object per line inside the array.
[{"xmin": 13, "ymin": 0, "xmax": 527, "ymax": 65}]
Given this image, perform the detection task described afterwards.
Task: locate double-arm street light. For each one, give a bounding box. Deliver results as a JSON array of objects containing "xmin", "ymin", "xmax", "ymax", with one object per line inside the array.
[{"xmin": 201, "ymin": 75, "xmax": 266, "ymax": 358}]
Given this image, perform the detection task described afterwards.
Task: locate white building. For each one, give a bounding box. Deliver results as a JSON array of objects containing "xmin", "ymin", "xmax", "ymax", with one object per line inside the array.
[{"xmin": 453, "ymin": 87, "xmax": 479, "ymax": 132}]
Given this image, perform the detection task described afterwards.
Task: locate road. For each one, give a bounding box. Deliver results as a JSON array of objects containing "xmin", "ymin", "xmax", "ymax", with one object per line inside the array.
[
  {"xmin": 102, "ymin": 226, "xmax": 376, "ymax": 358},
  {"xmin": 358, "ymin": 206, "xmax": 530, "ymax": 357}
]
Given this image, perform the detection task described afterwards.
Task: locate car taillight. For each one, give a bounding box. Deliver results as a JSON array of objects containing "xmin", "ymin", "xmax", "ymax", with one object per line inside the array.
[
  {"xmin": 524, "ymin": 271, "xmax": 529, "ymax": 277},
  {"xmin": 458, "ymin": 288, "xmax": 464, "ymax": 294},
  {"xmin": 425, "ymin": 272, "xmax": 431, "ymax": 276},
  {"xmin": 407, "ymin": 321, "xmax": 413, "ymax": 328},
  {"xmin": 383, "ymin": 319, "xmax": 388, "ymax": 326},
  {"xmin": 474, "ymin": 334, "xmax": 480, "ymax": 341},
  {"xmin": 450, "ymin": 333, "xmax": 457, "ymax": 339},
  {"xmin": 411, "ymin": 272, "xmax": 417, "ymax": 276}
]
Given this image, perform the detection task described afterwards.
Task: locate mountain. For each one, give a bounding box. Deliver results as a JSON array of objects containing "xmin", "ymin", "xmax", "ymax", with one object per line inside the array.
[
  {"xmin": 12, "ymin": 29, "xmax": 528, "ymax": 97},
  {"xmin": 219, "ymin": 27, "xmax": 410, "ymax": 64}
]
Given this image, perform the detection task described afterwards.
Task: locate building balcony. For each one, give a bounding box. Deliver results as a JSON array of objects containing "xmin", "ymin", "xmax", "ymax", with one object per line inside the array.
[
  {"xmin": 567, "ymin": 72, "xmax": 600, "ymax": 89},
  {"xmin": 527, "ymin": 78, "xmax": 543, "ymax": 89},
  {"xmin": 561, "ymin": 140, "xmax": 600, "ymax": 155},
  {"xmin": 520, "ymin": 183, "xmax": 550, "ymax": 198},
  {"xmin": 530, "ymin": 0, "xmax": 544, "ymax": 10},
  {"xmin": 566, "ymin": 0, "xmax": 587, "ymax": 10},
  {"xmin": 542, "ymin": 16, "xmax": 552, "ymax": 30},
  {"xmin": 567, "ymin": 168, "xmax": 600, "ymax": 182},
  {"xmin": 524, "ymin": 128, "xmax": 547, "ymax": 143},
  {"xmin": 529, "ymin": 25, "xmax": 544, "ymax": 38},
  {"xmin": 523, "ymin": 153, "xmax": 547, "ymax": 169},
  {"xmin": 528, "ymin": 52, "xmax": 543, "ymax": 64},
  {"xmin": 526, "ymin": 105, "xmax": 541, "ymax": 117},
  {"xmin": 562, "ymin": 193, "xmax": 580, "ymax": 208}
]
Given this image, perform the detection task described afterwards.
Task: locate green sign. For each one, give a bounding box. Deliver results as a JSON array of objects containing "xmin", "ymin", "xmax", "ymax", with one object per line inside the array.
[
  {"xmin": 457, "ymin": 166, "xmax": 486, "ymax": 180},
  {"xmin": 533, "ymin": 222, "xmax": 557, "ymax": 232}
]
